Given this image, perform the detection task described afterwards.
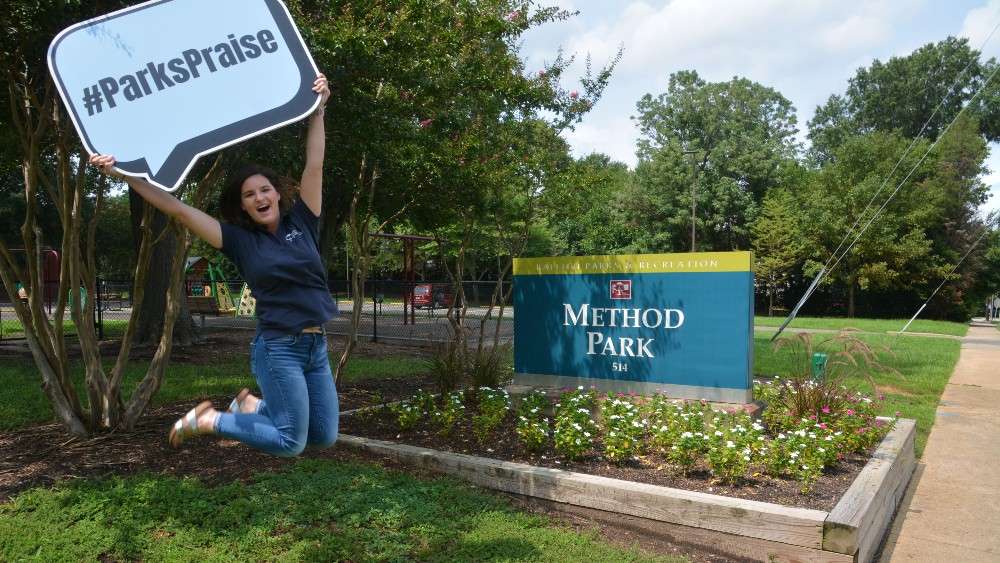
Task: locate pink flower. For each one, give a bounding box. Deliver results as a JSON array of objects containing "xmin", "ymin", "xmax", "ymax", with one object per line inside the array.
[
  {"xmin": 537, "ymin": 70, "xmax": 546, "ymax": 78},
  {"xmin": 821, "ymin": 406, "xmax": 831, "ymax": 414},
  {"xmin": 505, "ymin": 10, "xmax": 521, "ymax": 21},
  {"xmin": 419, "ymin": 118, "xmax": 433, "ymax": 128},
  {"xmin": 875, "ymin": 419, "xmax": 885, "ymax": 427},
  {"xmin": 569, "ymin": 90, "xmax": 579, "ymax": 99},
  {"xmin": 818, "ymin": 422, "xmax": 828, "ymax": 430},
  {"xmin": 894, "ymin": 411, "xmax": 901, "ymax": 417},
  {"xmin": 809, "ymin": 414, "xmax": 817, "ymax": 421},
  {"xmin": 845, "ymin": 409, "xmax": 855, "ymax": 416},
  {"xmin": 878, "ymin": 393, "xmax": 885, "ymax": 401}
]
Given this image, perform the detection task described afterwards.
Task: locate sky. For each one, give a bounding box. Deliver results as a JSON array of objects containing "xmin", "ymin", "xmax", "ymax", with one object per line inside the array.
[{"xmin": 519, "ymin": 0, "xmax": 1000, "ymax": 217}]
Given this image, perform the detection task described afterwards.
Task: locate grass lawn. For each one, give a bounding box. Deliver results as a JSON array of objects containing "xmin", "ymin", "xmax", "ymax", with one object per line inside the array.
[
  {"xmin": 755, "ymin": 332, "xmax": 961, "ymax": 457},
  {"xmin": 754, "ymin": 315, "xmax": 968, "ymax": 337},
  {"xmin": 0, "ymin": 459, "xmax": 681, "ymax": 562},
  {"xmin": 0, "ymin": 318, "xmax": 130, "ymax": 339}
]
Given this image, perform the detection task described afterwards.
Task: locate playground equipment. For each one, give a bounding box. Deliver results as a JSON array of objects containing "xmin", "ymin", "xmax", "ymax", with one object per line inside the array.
[
  {"xmin": 186, "ymin": 261, "xmax": 236, "ymax": 314},
  {"xmin": 236, "ymin": 283, "xmax": 256, "ymax": 317}
]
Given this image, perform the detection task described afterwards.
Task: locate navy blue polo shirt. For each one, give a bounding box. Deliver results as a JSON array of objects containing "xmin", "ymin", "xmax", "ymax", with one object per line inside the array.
[{"xmin": 220, "ymin": 199, "xmax": 337, "ymax": 339}]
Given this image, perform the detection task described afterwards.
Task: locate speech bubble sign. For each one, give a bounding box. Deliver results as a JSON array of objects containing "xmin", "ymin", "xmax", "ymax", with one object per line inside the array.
[{"xmin": 48, "ymin": 0, "xmax": 320, "ymax": 191}]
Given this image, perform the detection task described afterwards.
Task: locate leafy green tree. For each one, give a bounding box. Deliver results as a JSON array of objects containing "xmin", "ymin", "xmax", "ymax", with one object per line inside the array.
[
  {"xmin": 808, "ymin": 37, "xmax": 1000, "ymax": 163},
  {"xmin": 752, "ymin": 188, "xmax": 808, "ymax": 316},
  {"xmin": 797, "ymin": 132, "xmax": 947, "ymax": 317},
  {"xmin": 540, "ymin": 153, "xmax": 634, "ymax": 255},
  {"xmin": 632, "ymin": 70, "xmax": 800, "ymax": 250}
]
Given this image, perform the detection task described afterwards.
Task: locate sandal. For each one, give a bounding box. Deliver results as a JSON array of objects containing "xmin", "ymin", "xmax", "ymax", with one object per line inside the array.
[
  {"xmin": 168, "ymin": 400, "xmax": 213, "ymax": 448},
  {"xmin": 228, "ymin": 388, "xmax": 251, "ymax": 413}
]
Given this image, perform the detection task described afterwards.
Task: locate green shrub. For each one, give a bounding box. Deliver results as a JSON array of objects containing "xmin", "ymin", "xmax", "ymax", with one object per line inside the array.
[{"xmin": 472, "ymin": 387, "xmax": 510, "ymax": 443}]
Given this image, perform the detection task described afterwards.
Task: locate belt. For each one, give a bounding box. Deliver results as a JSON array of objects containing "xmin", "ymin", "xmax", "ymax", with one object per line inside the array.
[{"xmin": 301, "ymin": 326, "xmax": 324, "ymax": 334}]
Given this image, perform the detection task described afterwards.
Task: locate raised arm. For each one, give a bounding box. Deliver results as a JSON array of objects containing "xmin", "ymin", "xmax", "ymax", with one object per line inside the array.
[
  {"xmin": 300, "ymin": 73, "xmax": 330, "ymax": 217},
  {"xmin": 89, "ymin": 154, "xmax": 223, "ymax": 249}
]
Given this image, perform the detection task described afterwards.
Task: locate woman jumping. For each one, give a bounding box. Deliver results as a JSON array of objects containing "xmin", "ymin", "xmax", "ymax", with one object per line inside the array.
[{"xmin": 90, "ymin": 74, "xmax": 338, "ymax": 457}]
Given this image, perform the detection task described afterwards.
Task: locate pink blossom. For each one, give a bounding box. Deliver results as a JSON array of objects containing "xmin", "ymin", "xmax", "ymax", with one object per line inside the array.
[
  {"xmin": 895, "ymin": 411, "xmax": 901, "ymax": 417},
  {"xmin": 569, "ymin": 90, "xmax": 579, "ymax": 99},
  {"xmin": 818, "ymin": 422, "xmax": 828, "ymax": 430},
  {"xmin": 875, "ymin": 419, "xmax": 885, "ymax": 427},
  {"xmin": 878, "ymin": 393, "xmax": 885, "ymax": 401},
  {"xmin": 845, "ymin": 409, "xmax": 855, "ymax": 416},
  {"xmin": 537, "ymin": 70, "xmax": 546, "ymax": 78},
  {"xmin": 419, "ymin": 118, "xmax": 433, "ymax": 128},
  {"xmin": 505, "ymin": 10, "xmax": 521, "ymax": 21},
  {"xmin": 821, "ymin": 406, "xmax": 831, "ymax": 414},
  {"xmin": 809, "ymin": 414, "xmax": 817, "ymax": 421}
]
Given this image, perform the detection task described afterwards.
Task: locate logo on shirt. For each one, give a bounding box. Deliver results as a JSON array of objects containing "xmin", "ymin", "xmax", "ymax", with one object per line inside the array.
[{"xmin": 285, "ymin": 229, "xmax": 303, "ymax": 243}]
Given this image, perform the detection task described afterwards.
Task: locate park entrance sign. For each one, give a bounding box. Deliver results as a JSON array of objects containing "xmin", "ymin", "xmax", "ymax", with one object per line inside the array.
[
  {"xmin": 47, "ymin": 0, "xmax": 321, "ymax": 191},
  {"xmin": 513, "ymin": 252, "xmax": 754, "ymax": 403}
]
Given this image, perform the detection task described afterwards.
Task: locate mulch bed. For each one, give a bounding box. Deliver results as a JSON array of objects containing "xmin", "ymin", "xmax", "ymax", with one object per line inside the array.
[
  {"xmin": 0, "ymin": 330, "xmax": 437, "ymax": 503},
  {"xmin": 341, "ymin": 402, "xmax": 874, "ymax": 512},
  {"xmin": 0, "ymin": 331, "xmax": 806, "ymax": 561}
]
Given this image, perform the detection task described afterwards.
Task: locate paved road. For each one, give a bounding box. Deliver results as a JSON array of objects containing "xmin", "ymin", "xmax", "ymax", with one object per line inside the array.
[{"xmin": 879, "ymin": 323, "xmax": 1000, "ymax": 562}]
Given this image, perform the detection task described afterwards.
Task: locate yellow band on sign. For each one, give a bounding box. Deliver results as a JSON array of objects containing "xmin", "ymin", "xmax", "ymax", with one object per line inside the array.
[{"xmin": 513, "ymin": 252, "xmax": 752, "ymax": 276}]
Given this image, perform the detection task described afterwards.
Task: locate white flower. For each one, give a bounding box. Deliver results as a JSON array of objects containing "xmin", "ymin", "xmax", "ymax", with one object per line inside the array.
[
  {"xmin": 726, "ymin": 441, "xmax": 736, "ymax": 448},
  {"xmin": 743, "ymin": 456, "xmax": 751, "ymax": 461},
  {"xmin": 790, "ymin": 451, "xmax": 799, "ymax": 459},
  {"xmin": 681, "ymin": 431, "xmax": 694, "ymax": 438},
  {"xmin": 715, "ymin": 431, "xmax": 723, "ymax": 437},
  {"xmin": 778, "ymin": 433, "xmax": 786, "ymax": 439},
  {"xmin": 584, "ymin": 431, "xmax": 591, "ymax": 438},
  {"xmin": 752, "ymin": 423, "xmax": 764, "ymax": 431}
]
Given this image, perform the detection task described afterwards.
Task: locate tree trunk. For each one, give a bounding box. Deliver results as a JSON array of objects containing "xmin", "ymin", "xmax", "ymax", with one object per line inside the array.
[
  {"xmin": 848, "ymin": 277, "xmax": 856, "ymax": 318},
  {"xmin": 129, "ymin": 190, "xmax": 198, "ymax": 345}
]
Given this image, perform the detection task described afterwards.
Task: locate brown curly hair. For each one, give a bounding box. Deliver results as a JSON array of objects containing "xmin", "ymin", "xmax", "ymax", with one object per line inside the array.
[{"xmin": 219, "ymin": 164, "xmax": 298, "ymax": 230}]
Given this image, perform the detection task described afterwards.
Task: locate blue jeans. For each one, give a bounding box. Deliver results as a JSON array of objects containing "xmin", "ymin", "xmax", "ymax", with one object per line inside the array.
[{"xmin": 214, "ymin": 332, "xmax": 339, "ymax": 457}]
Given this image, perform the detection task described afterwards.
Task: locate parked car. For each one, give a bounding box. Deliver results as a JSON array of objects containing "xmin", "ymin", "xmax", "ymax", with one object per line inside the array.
[{"xmin": 412, "ymin": 283, "xmax": 457, "ymax": 309}]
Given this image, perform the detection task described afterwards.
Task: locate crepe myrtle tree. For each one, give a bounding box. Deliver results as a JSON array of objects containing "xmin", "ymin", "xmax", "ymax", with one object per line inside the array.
[
  {"xmin": 291, "ymin": 0, "xmax": 618, "ymax": 381},
  {"xmin": 0, "ymin": 0, "xmax": 225, "ymax": 435}
]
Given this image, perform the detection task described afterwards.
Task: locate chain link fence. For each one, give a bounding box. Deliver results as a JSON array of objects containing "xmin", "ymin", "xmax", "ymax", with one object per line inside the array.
[{"xmin": 2, "ymin": 278, "xmax": 512, "ymax": 345}]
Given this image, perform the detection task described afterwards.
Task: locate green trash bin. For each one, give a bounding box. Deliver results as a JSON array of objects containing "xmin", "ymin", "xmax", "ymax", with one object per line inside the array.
[{"xmin": 811, "ymin": 352, "xmax": 828, "ymax": 381}]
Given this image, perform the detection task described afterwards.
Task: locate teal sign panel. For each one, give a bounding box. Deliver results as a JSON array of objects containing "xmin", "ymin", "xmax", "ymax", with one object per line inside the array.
[{"xmin": 513, "ymin": 252, "xmax": 754, "ymax": 403}]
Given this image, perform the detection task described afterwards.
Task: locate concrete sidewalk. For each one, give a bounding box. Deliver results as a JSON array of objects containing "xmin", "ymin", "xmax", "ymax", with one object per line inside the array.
[{"xmin": 879, "ymin": 323, "xmax": 1000, "ymax": 562}]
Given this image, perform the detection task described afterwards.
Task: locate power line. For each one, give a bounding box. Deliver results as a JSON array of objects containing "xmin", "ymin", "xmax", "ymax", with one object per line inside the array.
[{"xmin": 772, "ymin": 22, "xmax": 1000, "ymax": 341}]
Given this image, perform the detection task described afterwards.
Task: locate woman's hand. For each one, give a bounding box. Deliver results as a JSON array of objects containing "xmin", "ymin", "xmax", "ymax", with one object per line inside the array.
[
  {"xmin": 312, "ymin": 73, "xmax": 330, "ymax": 114},
  {"xmin": 88, "ymin": 154, "xmax": 124, "ymax": 179}
]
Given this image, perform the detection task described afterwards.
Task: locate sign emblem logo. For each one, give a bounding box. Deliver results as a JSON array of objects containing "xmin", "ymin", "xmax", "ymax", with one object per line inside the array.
[{"xmin": 610, "ymin": 280, "xmax": 632, "ymax": 300}]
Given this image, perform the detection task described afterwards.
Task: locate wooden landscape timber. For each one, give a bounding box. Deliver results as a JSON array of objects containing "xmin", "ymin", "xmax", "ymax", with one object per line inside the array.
[
  {"xmin": 824, "ymin": 418, "xmax": 917, "ymax": 561},
  {"xmin": 339, "ymin": 416, "xmax": 917, "ymax": 562}
]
